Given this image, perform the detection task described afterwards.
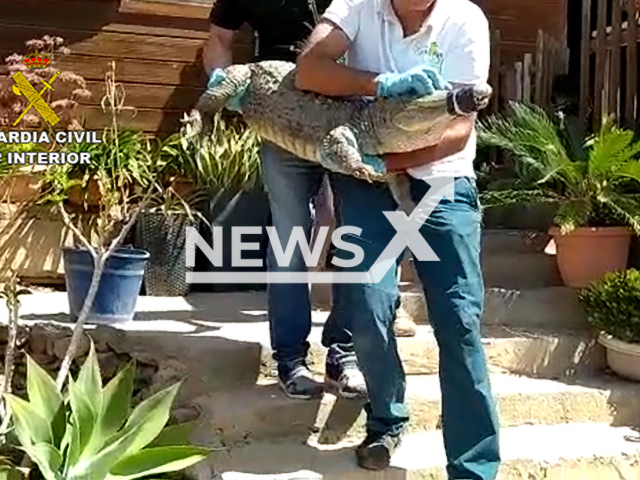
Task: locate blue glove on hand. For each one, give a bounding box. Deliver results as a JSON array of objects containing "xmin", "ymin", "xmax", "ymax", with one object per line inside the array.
[
  {"xmin": 362, "ymin": 154, "xmax": 387, "ymax": 176},
  {"xmin": 207, "ymin": 68, "xmax": 246, "ymax": 113},
  {"xmin": 375, "ymin": 65, "xmax": 450, "ymax": 99}
]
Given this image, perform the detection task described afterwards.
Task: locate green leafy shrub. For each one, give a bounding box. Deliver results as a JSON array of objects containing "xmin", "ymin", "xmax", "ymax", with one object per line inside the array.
[
  {"xmin": 179, "ymin": 112, "xmax": 262, "ymax": 193},
  {"xmin": 478, "ymin": 103, "xmax": 640, "ymax": 234},
  {"xmin": 2, "ymin": 343, "xmax": 209, "ymax": 480},
  {"xmin": 579, "ymin": 269, "xmax": 640, "ymax": 343}
]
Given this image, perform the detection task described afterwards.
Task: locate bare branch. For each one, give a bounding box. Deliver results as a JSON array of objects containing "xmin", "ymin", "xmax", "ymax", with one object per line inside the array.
[
  {"xmin": 55, "ymin": 185, "xmax": 155, "ymax": 389},
  {"xmin": 105, "ymin": 186, "xmax": 154, "ymax": 257},
  {"xmin": 57, "ymin": 204, "xmax": 96, "ymax": 256}
]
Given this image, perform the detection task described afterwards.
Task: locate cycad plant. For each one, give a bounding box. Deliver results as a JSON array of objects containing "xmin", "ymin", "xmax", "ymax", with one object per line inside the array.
[
  {"xmin": 3, "ymin": 343, "xmax": 209, "ymax": 480},
  {"xmin": 478, "ymin": 102, "xmax": 640, "ymax": 287},
  {"xmin": 478, "ymin": 102, "xmax": 640, "ymax": 235}
]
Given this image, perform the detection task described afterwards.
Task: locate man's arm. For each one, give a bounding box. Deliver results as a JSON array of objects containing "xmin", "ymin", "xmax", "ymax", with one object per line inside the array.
[
  {"xmin": 202, "ymin": 24, "xmax": 235, "ymax": 74},
  {"xmin": 384, "ymin": 116, "xmax": 475, "ymax": 172},
  {"xmin": 384, "ymin": 11, "xmax": 491, "ymax": 172},
  {"xmin": 297, "ymin": 18, "xmax": 475, "ymax": 170},
  {"xmin": 203, "ymin": 0, "xmax": 247, "ymax": 75},
  {"xmin": 296, "ymin": 19, "xmax": 378, "ymax": 97}
]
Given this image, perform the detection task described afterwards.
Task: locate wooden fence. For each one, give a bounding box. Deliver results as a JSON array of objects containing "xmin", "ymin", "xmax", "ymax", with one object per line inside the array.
[
  {"xmin": 580, "ymin": 0, "xmax": 640, "ymax": 129},
  {"xmin": 486, "ymin": 28, "xmax": 567, "ymax": 117}
]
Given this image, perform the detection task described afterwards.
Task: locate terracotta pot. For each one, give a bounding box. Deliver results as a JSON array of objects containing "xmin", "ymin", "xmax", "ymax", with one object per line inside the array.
[
  {"xmin": 598, "ymin": 333, "xmax": 640, "ymax": 382},
  {"xmin": 0, "ymin": 173, "xmax": 40, "ymax": 202},
  {"xmin": 549, "ymin": 226, "xmax": 632, "ymax": 288}
]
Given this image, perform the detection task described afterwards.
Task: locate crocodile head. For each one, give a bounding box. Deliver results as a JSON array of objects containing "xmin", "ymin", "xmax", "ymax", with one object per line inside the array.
[{"xmin": 391, "ymin": 83, "xmax": 493, "ymax": 132}]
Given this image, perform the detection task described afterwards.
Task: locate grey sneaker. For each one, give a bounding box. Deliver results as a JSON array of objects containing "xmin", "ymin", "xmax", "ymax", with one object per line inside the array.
[
  {"xmin": 278, "ymin": 362, "xmax": 324, "ymax": 400},
  {"xmin": 355, "ymin": 431, "xmax": 403, "ymax": 471},
  {"xmin": 325, "ymin": 362, "xmax": 368, "ymax": 400}
]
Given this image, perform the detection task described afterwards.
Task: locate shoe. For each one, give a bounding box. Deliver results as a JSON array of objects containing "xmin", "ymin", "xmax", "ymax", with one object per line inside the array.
[
  {"xmin": 355, "ymin": 431, "xmax": 403, "ymax": 471},
  {"xmin": 393, "ymin": 310, "xmax": 417, "ymax": 338},
  {"xmin": 325, "ymin": 361, "xmax": 368, "ymax": 400},
  {"xmin": 277, "ymin": 361, "xmax": 324, "ymax": 400}
]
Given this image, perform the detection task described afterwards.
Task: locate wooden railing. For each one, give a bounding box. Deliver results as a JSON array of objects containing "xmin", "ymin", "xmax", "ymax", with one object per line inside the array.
[
  {"xmin": 580, "ymin": 0, "xmax": 640, "ymax": 128},
  {"xmin": 485, "ymin": 28, "xmax": 567, "ymax": 117}
]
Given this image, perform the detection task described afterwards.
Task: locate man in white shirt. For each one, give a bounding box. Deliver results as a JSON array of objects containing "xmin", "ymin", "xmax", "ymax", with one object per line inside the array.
[{"xmin": 296, "ymin": 0, "xmax": 501, "ymax": 477}]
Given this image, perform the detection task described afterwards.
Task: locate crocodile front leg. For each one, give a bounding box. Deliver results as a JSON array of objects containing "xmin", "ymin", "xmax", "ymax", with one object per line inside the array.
[
  {"xmin": 319, "ymin": 126, "xmax": 384, "ymax": 182},
  {"xmin": 182, "ymin": 65, "xmax": 251, "ymax": 138},
  {"xmin": 319, "ymin": 126, "xmax": 415, "ymax": 213}
]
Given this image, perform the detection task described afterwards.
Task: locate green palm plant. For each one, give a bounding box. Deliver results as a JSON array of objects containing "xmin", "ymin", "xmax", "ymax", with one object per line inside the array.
[
  {"xmin": 2, "ymin": 342, "xmax": 209, "ymax": 480},
  {"xmin": 477, "ymin": 102, "xmax": 640, "ymax": 234}
]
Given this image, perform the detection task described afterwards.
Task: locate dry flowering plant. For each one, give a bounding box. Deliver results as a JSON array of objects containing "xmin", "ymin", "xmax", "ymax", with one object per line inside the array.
[{"xmin": 0, "ymin": 35, "xmax": 91, "ymax": 131}]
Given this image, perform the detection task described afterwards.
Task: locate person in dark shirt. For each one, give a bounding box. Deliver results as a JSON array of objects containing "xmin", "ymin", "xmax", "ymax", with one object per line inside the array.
[{"xmin": 203, "ymin": 0, "xmax": 367, "ymax": 401}]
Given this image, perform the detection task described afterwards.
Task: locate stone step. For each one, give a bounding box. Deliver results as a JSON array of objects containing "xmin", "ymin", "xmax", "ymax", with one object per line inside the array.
[
  {"xmin": 399, "ymin": 229, "xmax": 556, "ymax": 286},
  {"xmin": 399, "ymin": 251, "xmax": 561, "ymax": 289},
  {"xmin": 481, "ymin": 229, "xmax": 551, "ymax": 255},
  {"xmin": 202, "ymin": 423, "xmax": 640, "ymax": 480},
  {"xmin": 199, "ymin": 423, "xmax": 640, "ymax": 480},
  {"xmin": 303, "ymin": 325, "xmax": 605, "ymax": 380},
  {"xmin": 11, "ymin": 292, "xmax": 604, "ymax": 402},
  {"xmin": 481, "ymin": 252, "xmax": 562, "ymax": 288},
  {"xmin": 398, "ymin": 285, "xmax": 586, "ymax": 329},
  {"xmin": 191, "ymin": 373, "xmax": 640, "ymax": 445}
]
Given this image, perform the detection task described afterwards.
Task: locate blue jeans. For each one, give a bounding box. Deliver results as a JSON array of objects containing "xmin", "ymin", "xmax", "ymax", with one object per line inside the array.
[
  {"xmin": 261, "ymin": 141, "xmax": 356, "ymax": 369},
  {"xmin": 329, "ymin": 173, "xmax": 500, "ymax": 480}
]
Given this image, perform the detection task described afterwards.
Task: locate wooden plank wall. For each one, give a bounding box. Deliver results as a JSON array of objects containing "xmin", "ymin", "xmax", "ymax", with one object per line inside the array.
[
  {"xmin": 0, "ymin": 0, "xmax": 254, "ymax": 134},
  {"xmin": 0, "ymin": 0, "xmax": 568, "ymax": 135},
  {"xmin": 483, "ymin": 0, "xmax": 569, "ymax": 64}
]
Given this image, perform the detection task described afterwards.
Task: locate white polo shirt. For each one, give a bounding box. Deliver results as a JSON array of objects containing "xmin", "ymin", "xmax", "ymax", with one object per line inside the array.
[{"xmin": 322, "ymin": 0, "xmax": 490, "ymax": 180}]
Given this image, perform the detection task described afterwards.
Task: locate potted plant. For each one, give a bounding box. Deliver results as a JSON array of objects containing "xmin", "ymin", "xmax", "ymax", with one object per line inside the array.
[
  {"xmin": 36, "ymin": 64, "xmax": 154, "ymax": 324},
  {"xmin": 125, "ymin": 132, "xmax": 206, "ymax": 297},
  {"xmin": 478, "ymin": 103, "xmax": 640, "ymax": 287},
  {"xmin": 180, "ymin": 112, "xmax": 269, "ymax": 292},
  {"xmin": 579, "ymin": 269, "xmax": 640, "ymax": 381}
]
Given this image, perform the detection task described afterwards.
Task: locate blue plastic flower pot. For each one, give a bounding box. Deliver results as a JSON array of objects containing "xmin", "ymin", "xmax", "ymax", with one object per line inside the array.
[{"xmin": 63, "ymin": 246, "xmax": 150, "ymax": 324}]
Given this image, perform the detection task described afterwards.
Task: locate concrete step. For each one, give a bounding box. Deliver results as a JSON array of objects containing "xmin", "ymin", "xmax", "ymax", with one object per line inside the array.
[
  {"xmin": 481, "ymin": 252, "xmax": 562, "ymax": 288},
  {"xmin": 400, "ymin": 229, "xmax": 557, "ymax": 287},
  {"xmin": 399, "ymin": 285, "xmax": 587, "ymax": 329},
  {"xmin": 11, "ymin": 292, "xmax": 604, "ymax": 400},
  {"xmin": 203, "ymin": 423, "xmax": 640, "ymax": 480},
  {"xmin": 191, "ymin": 373, "xmax": 640, "ymax": 445},
  {"xmin": 481, "ymin": 229, "xmax": 552, "ymax": 255},
  {"xmin": 399, "ymin": 252, "xmax": 561, "ymax": 289}
]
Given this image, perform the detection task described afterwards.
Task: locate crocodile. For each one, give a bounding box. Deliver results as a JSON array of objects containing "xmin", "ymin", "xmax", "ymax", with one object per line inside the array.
[{"xmin": 184, "ymin": 60, "xmax": 492, "ymax": 212}]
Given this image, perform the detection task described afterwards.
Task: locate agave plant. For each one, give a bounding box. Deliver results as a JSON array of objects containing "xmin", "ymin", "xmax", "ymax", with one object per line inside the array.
[
  {"xmin": 2, "ymin": 343, "xmax": 209, "ymax": 480},
  {"xmin": 477, "ymin": 102, "xmax": 640, "ymax": 234}
]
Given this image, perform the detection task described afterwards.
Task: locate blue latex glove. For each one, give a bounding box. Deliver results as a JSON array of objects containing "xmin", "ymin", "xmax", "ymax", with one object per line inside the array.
[
  {"xmin": 207, "ymin": 68, "xmax": 246, "ymax": 113},
  {"xmin": 362, "ymin": 154, "xmax": 387, "ymax": 176},
  {"xmin": 375, "ymin": 65, "xmax": 451, "ymax": 99}
]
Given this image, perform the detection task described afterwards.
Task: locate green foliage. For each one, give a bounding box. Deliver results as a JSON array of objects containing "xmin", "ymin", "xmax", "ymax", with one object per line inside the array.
[
  {"xmin": 179, "ymin": 113, "xmax": 262, "ymax": 194},
  {"xmin": 0, "ymin": 143, "xmax": 46, "ymax": 180},
  {"xmin": 2, "ymin": 343, "xmax": 209, "ymax": 480},
  {"xmin": 579, "ymin": 269, "xmax": 640, "ymax": 343},
  {"xmin": 39, "ymin": 128, "xmax": 153, "ymax": 209},
  {"xmin": 478, "ymin": 103, "xmax": 640, "ymax": 234}
]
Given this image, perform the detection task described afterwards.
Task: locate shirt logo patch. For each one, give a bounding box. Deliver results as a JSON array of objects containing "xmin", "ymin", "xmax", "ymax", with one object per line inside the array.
[{"xmin": 414, "ymin": 41, "xmax": 444, "ymax": 72}]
